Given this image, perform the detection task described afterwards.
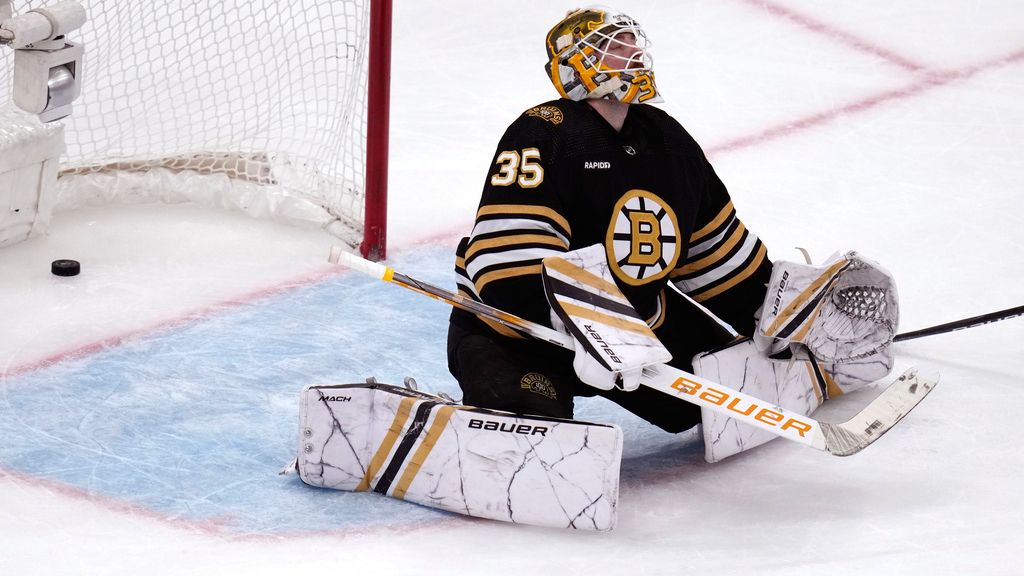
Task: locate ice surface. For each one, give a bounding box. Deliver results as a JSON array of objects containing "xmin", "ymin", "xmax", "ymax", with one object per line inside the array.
[{"xmin": 1, "ymin": 1, "xmax": 1023, "ymax": 574}]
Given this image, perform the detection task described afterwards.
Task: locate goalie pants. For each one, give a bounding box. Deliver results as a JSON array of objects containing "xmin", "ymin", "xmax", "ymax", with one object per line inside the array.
[{"xmin": 447, "ymin": 290, "xmax": 735, "ymax": 433}]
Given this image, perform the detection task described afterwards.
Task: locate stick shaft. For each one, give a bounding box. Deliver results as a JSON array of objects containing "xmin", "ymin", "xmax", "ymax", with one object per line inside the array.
[
  {"xmin": 895, "ymin": 305, "xmax": 1024, "ymax": 342},
  {"xmin": 328, "ymin": 246, "xmax": 572, "ymax": 347},
  {"xmin": 328, "ymin": 247, "xmax": 824, "ymax": 448},
  {"xmin": 327, "ymin": 247, "xmax": 937, "ymax": 457}
]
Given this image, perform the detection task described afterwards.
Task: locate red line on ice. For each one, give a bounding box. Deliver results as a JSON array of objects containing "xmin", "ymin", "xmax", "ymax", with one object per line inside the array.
[
  {"xmin": 708, "ymin": 47, "xmax": 1024, "ymax": 156},
  {"xmin": 1, "ymin": 264, "xmax": 345, "ymax": 381},
  {"xmin": 0, "ymin": 468, "xmax": 463, "ymax": 540},
  {"xmin": 734, "ymin": 0, "xmax": 926, "ymax": 72}
]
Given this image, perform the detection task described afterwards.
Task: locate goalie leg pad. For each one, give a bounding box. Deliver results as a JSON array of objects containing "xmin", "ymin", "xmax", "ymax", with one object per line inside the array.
[
  {"xmin": 295, "ymin": 382, "xmax": 623, "ymax": 531},
  {"xmin": 693, "ymin": 339, "xmax": 833, "ymax": 463}
]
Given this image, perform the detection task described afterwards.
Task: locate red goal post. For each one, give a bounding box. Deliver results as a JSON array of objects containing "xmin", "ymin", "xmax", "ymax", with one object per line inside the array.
[{"xmin": 362, "ymin": 0, "xmax": 391, "ymax": 261}]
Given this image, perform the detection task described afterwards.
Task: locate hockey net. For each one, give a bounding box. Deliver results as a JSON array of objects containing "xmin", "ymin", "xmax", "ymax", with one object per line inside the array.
[{"xmin": 0, "ymin": 0, "xmax": 390, "ymax": 257}]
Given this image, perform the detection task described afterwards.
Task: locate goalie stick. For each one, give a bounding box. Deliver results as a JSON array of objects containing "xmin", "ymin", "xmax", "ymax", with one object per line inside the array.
[
  {"xmin": 895, "ymin": 304, "xmax": 1024, "ymax": 342},
  {"xmin": 328, "ymin": 247, "xmax": 937, "ymax": 457}
]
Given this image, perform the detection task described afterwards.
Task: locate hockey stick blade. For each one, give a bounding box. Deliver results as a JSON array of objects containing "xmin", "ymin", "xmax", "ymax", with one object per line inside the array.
[
  {"xmin": 327, "ymin": 246, "xmax": 938, "ymax": 457},
  {"xmin": 817, "ymin": 368, "xmax": 938, "ymax": 456}
]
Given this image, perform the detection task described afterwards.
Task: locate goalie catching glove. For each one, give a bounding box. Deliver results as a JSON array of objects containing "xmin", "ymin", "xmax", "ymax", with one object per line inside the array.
[
  {"xmin": 694, "ymin": 250, "xmax": 900, "ymax": 462},
  {"xmin": 542, "ymin": 245, "xmax": 671, "ymax": 391},
  {"xmin": 756, "ymin": 250, "xmax": 899, "ymax": 389}
]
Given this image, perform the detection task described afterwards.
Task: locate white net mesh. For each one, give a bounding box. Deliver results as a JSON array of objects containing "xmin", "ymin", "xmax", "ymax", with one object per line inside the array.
[
  {"xmin": 810, "ymin": 257, "xmax": 899, "ymax": 364},
  {"xmin": 833, "ymin": 285, "xmax": 889, "ymax": 321},
  {"xmin": 1, "ymin": 0, "xmax": 373, "ymax": 246}
]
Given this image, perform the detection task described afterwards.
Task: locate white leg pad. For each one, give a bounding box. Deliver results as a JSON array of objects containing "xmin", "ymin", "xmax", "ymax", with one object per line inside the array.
[
  {"xmin": 294, "ymin": 382, "xmax": 623, "ymax": 531},
  {"xmin": 693, "ymin": 339, "xmax": 826, "ymax": 463}
]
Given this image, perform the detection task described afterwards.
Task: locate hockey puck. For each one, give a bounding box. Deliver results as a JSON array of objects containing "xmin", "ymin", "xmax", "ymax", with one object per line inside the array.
[{"xmin": 51, "ymin": 259, "xmax": 81, "ymax": 277}]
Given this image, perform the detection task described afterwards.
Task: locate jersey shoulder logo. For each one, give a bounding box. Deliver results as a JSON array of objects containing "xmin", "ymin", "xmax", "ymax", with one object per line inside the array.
[
  {"xmin": 605, "ymin": 189, "xmax": 681, "ymax": 286},
  {"xmin": 525, "ymin": 105, "xmax": 564, "ymax": 125}
]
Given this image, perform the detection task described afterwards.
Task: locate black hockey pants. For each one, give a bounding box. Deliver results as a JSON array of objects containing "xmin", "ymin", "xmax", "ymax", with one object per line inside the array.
[{"xmin": 447, "ymin": 288, "xmax": 735, "ymax": 433}]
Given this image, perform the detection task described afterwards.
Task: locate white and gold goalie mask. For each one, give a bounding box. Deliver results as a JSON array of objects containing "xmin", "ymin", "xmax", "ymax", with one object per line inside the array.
[{"xmin": 544, "ymin": 7, "xmax": 663, "ymax": 104}]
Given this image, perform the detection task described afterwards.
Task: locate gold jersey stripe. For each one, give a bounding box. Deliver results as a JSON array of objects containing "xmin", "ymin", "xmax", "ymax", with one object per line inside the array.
[
  {"xmin": 763, "ymin": 258, "xmax": 849, "ymax": 337},
  {"xmin": 559, "ymin": 302, "xmax": 654, "ymax": 336},
  {"xmin": 692, "ymin": 243, "xmax": 768, "ymax": 303},
  {"xmin": 690, "ymin": 201, "xmax": 734, "ymax": 244},
  {"xmin": 673, "ymin": 221, "xmax": 747, "ymax": 277},
  {"xmin": 474, "ymin": 264, "xmax": 543, "ymax": 294},
  {"xmin": 392, "ymin": 406, "xmax": 467, "ymax": 500},
  {"xmin": 356, "ymin": 396, "xmax": 418, "ymax": 492},
  {"xmin": 543, "ymin": 256, "xmax": 624, "ymax": 300},
  {"xmin": 466, "ymin": 233, "xmax": 568, "ymax": 261},
  {"xmin": 476, "ymin": 204, "xmax": 572, "ymax": 237}
]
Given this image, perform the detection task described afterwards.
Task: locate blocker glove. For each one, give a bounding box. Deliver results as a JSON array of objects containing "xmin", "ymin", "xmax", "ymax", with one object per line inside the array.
[{"xmin": 542, "ymin": 244, "xmax": 671, "ymax": 392}]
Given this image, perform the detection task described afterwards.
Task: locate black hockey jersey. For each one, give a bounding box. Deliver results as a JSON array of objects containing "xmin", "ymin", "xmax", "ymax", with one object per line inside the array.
[{"xmin": 451, "ymin": 99, "xmax": 771, "ymax": 341}]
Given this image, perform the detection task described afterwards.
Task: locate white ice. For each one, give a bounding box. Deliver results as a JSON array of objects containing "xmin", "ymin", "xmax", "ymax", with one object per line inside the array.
[{"xmin": 1, "ymin": 1, "xmax": 1023, "ymax": 574}]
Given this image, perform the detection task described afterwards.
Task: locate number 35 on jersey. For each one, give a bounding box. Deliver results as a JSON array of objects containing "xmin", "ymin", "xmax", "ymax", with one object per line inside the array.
[{"xmin": 491, "ymin": 148, "xmax": 545, "ymax": 188}]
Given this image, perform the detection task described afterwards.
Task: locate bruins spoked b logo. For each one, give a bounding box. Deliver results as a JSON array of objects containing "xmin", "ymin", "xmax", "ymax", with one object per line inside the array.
[{"xmin": 605, "ymin": 190, "xmax": 681, "ymax": 285}]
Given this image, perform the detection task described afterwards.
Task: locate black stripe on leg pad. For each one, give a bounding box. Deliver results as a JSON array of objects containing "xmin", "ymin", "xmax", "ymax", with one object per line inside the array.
[{"xmin": 374, "ymin": 401, "xmax": 438, "ymax": 495}]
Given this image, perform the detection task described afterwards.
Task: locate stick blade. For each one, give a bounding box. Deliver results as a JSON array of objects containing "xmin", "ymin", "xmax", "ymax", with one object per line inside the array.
[{"xmin": 820, "ymin": 367, "xmax": 938, "ymax": 456}]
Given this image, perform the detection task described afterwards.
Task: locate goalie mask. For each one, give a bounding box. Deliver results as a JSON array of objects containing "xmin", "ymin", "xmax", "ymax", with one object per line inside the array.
[{"xmin": 544, "ymin": 7, "xmax": 663, "ymax": 104}]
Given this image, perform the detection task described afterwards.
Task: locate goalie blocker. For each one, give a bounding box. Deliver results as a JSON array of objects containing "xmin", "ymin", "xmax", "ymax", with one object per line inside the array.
[{"xmin": 290, "ymin": 381, "xmax": 622, "ymax": 531}]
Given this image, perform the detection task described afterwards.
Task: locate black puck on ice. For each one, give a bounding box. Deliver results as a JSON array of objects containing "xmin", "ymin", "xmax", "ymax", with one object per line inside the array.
[{"xmin": 51, "ymin": 259, "xmax": 81, "ymax": 277}]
